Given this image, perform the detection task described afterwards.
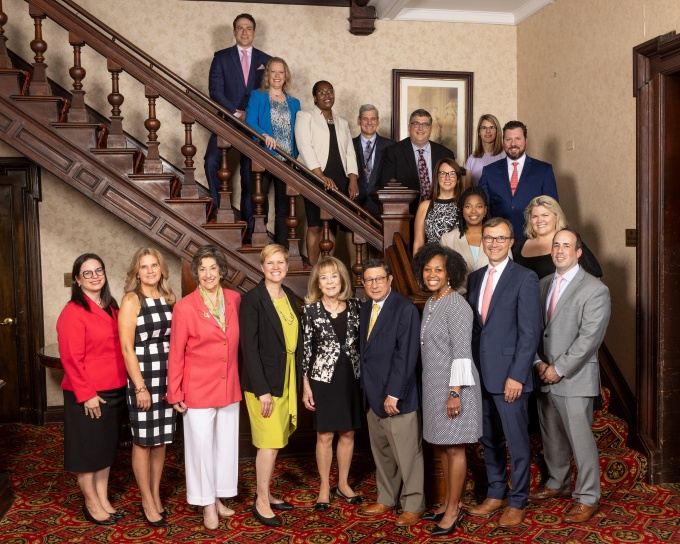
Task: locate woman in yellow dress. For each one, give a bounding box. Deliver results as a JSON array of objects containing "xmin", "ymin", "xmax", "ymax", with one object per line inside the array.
[{"xmin": 240, "ymin": 244, "xmax": 302, "ymax": 527}]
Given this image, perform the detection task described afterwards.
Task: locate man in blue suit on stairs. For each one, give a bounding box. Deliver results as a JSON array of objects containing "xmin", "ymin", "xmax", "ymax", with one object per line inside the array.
[{"xmin": 204, "ymin": 13, "xmax": 271, "ymax": 241}]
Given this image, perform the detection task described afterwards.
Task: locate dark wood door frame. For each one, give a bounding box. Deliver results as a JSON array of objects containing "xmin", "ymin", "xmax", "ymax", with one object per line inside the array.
[
  {"xmin": 634, "ymin": 31, "xmax": 680, "ymax": 484},
  {"xmin": 0, "ymin": 157, "xmax": 45, "ymax": 424}
]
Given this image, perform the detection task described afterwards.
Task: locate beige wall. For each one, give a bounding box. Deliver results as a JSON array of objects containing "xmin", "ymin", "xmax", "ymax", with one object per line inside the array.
[{"xmin": 517, "ymin": 0, "xmax": 680, "ymax": 390}]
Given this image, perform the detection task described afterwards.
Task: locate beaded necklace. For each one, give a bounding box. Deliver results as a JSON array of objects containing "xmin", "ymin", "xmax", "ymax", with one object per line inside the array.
[
  {"xmin": 420, "ymin": 285, "xmax": 452, "ymax": 345},
  {"xmin": 272, "ymin": 295, "xmax": 295, "ymax": 325}
]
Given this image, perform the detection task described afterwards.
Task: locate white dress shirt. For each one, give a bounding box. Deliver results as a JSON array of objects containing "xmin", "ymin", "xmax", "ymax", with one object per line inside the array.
[
  {"xmin": 506, "ymin": 153, "xmax": 527, "ymax": 180},
  {"xmin": 412, "ymin": 141, "xmax": 432, "ymax": 182},
  {"xmin": 477, "ymin": 257, "xmax": 511, "ymax": 315}
]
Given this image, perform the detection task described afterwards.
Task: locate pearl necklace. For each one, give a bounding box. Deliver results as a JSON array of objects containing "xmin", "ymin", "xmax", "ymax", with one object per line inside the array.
[{"xmin": 420, "ymin": 286, "xmax": 452, "ymax": 345}]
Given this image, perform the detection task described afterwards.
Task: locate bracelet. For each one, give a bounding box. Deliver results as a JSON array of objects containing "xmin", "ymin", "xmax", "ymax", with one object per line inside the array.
[
  {"xmin": 448, "ymin": 390, "xmax": 460, "ymax": 399},
  {"xmin": 135, "ymin": 385, "xmax": 147, "ymax": 394}
]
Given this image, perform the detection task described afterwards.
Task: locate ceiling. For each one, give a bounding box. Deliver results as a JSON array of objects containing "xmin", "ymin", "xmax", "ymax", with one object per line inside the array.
[{"xmin": 368, "ymin": 0, "xmax": 555, "ymax": 25}]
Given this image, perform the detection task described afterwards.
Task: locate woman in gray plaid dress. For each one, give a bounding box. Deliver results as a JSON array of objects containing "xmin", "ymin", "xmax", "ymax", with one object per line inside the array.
[
  {"xmin": 119, "ymin": 248, "xmax": 176, "ymax": 527},
  {"xmin": 412, "ymin": 243, "xmax": 482, "ymax": 537}
]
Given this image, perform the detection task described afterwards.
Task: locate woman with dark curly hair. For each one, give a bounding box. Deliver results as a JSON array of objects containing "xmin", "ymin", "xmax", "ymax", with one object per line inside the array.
[{"xmin": 412, "ymin": 243, "xmax": 482, "ymax": 537}]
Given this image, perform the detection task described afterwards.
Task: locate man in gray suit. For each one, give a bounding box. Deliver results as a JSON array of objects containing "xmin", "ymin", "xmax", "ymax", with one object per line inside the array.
[{"xmin": 531, "ymin": 227, "xmax": 611, "ymax": 523}]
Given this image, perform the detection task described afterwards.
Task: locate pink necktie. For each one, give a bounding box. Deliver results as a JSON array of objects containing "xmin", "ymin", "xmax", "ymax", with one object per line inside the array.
[
  {"xmin": 510, "ymin": 161, "xmax": 519, "ymax": 196},
  {"xmin": 241, "ymin": 50, "xmax": 249, "ymax": 85},
  {"xmin": 417, "ymin": 149, "xmax": 431, "ymax": 200},
  {"xmin": 481, "ymin": 267, "xmax": 496, "ymax": 324},
  {"xmin": 547, "ymin": 275, "xmax": 563, "ymax": 321}
]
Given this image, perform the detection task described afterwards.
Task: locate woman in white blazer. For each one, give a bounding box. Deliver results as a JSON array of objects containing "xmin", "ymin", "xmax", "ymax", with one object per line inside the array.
[{"xmin": 294, "ymin": 80, "xmax": 359, "ymax": 265}]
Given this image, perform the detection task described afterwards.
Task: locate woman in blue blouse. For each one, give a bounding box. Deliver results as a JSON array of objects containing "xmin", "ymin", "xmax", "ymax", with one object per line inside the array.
[{"xmin": 245, "ymin": 57, "xmax": 301, "ymax": 247}]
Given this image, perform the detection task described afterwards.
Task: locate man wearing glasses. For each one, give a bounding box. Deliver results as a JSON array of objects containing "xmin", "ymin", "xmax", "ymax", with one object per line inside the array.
[
  {"xmin": 478, "ymin": 120, "xmax": 558, "ymax": 238},
  {"xmin": 379, "ymin": 109, "xmax": 455, "ymax": 220},
  {"xmin": 359, "ymin": 260, "xmax": 425, "ymax": 527},
  {"xmin": 466, "ymin": 217, "xmax": 542, "ymax": 527}
]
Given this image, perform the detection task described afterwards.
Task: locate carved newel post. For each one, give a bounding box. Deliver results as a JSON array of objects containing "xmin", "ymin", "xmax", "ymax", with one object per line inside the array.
[{"xmin": 374, "ymin": 180, "xmax": 418, "ymax": 252}]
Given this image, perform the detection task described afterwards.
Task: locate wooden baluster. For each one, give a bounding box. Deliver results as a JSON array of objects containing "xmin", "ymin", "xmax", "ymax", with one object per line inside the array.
[
  {"xmin": 352, "ymin": 233, "xmax": 366, "ymax": 286},
  {"xmin": 214, "ymin": 137, "xmax": 235, "ymax": 223},
  {"xmin": 319, "ymin": 209, "xmax": 334, "ymax": 257},
  {"xmin": 250, "ymin": 162, "xmax": 268, "ymax": 247},
  {"xmin": 28, "ymin": 4, "xmax": 50, "ymax": 96},
  {"xmin": 67, "ymin": 32, "xmax": 87, "ymax": 122},
  {"xmin": 0, "ymin": 0, "xmax": 13, "ymax": 69},
  {"xmin": 286, "ymin": 185, "xmax": 303, "ymax": 270},
  {"xmin": 180, "ymin": 112, "xmax": 198, "ymax": 198},
  {"xmin": 106, "ymin": 60, "xmax": 126, "ymax": 147},
  {"xmin": 143, "ymin": 85, "xmax": 162, "ymax": 173}
]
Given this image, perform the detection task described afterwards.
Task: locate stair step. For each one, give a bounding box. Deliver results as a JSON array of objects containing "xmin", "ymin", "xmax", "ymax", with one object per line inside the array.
[
  {"xmin": 128, "ymin": 173, "xmax": 175, "ymax": 201},
  {"xmin": 165, "ymin": 197, "xmax": 211, "ymax": 224},
  {"xmin": 10, "ymin": 95, "xmax": 63, "ymax": 123},
  {"xmin": 90, "ymin": 147, "xmax": 138, "ymax": 175},
  {"xmin": 51, "ymin": 122, "xmax": 100, "ymax": 149},
  {"xmin": 202, "ymin": 222, "xmax": 245, "ymax": 247},
  {"xmin": 0, "ymin": 70, "xmax": 25, "ymax": 97},
  {"xmin": 592, "ymin": 412, "xmax": 629, "ymax": 449}
]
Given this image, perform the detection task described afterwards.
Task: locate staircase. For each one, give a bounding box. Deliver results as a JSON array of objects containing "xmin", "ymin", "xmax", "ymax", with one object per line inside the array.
[{"xmin": 0, "ymin": 0, "xmax": 417, "ymax": 303}]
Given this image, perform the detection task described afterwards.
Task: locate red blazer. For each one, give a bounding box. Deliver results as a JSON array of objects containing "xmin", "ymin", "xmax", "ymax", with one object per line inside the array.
[
  {"xmin": 56, "ymin": 299, "xmax": 127, "ymax": 403},
  {"xmin": 167, "ymin": 288, "xmax": 242, "ymax": 408}
]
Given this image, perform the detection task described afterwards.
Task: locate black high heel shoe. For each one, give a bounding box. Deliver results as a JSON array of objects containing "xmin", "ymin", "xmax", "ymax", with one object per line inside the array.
[
  {"xmin": 422, "ymin": 511, "xmax": 445, "ymax": 522},
  {"xmin": 82, "ymin": 504, "xmax": 116, "ymax": 526},
  {"xmin": 159, "ymin": 509, "xmax": 168, "ymax": 519},
  {"xmin": 332, "ymin": 487, "xmax": 363, "ymax": 505},
  {"xmin": 108, "ymin": 509, "xmax": 125, "ymax": 520},
  {"xmin": 140, "ymin": 504, "xmax": 169, "ymax": 527},
  {"xmin": 252, "ymin": 497, "xmax": 282, "ymax": 527},
  {"xmin": 430, "ymin": 508, "xmax": 464, "ymax": 537},
  {"xmin": 314, "ymin": 501, "xmax": 331, "ymax": 512}
]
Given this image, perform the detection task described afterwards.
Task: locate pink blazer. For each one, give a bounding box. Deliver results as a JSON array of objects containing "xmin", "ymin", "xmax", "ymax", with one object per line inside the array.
[
  {"xmin": 167, "ymin": 288, "xmax": 242, "ymax": 408},
  {"xmin": 56, "ymin": 299, "xmax": 127, "ymax": 403}
]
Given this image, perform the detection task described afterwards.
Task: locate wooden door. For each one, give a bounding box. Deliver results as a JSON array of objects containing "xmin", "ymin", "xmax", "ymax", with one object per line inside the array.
[{"xmin": 0, "ymin": 158, "xmax": 44, "ymax": 424}]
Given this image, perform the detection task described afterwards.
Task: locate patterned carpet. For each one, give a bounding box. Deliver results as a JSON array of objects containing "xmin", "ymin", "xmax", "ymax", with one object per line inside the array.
[{"xmin": 1, "ymin": 422, "xmax": 680, "ymax": 543}]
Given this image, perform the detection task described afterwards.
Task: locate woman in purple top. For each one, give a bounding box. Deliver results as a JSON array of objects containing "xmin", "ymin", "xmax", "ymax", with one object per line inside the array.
[{"xmin": 464, "ymin": 114, "xmax": 506, "ymax": 187}]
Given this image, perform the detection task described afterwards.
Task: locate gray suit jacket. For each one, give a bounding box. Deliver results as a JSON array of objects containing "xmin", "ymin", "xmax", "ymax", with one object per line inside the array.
[{"xmin": 538, "ymin": 267, "xmax": 611, "ymax": 397}]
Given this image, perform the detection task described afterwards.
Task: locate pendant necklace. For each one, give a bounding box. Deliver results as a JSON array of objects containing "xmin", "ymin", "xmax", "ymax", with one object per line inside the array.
[{"xmin": 323, "ymin": 298, "xmax": 341, "ymax": 319}]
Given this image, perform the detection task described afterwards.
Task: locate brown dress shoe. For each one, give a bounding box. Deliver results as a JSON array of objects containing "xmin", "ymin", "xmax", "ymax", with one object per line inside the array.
[
  {"xmin": 530, "ymin": 485, "xmax": 571, "ymax": 500},
  {"xmin": 498, "ymin": 506, "xmax": 526, "ymax": 527},
  {"xmin": 361, "ymin": 503, "xmax": 393, "ymax": 516},
  {"xmin": 467, "ymin": 498, "xmax": 508, "ymax": 517},
  {"xmin": 563, "ymin": 502, "xmax": 598, "ymax": 523},
  {"xmin": 395, "ymin": 511, "xmax": 421, "ymax": 526}
]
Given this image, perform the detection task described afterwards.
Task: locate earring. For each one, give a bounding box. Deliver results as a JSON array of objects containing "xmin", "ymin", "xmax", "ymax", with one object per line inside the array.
[{"xmin": 136, "ymin": 277, "xmax": 140, "ymax": 284}]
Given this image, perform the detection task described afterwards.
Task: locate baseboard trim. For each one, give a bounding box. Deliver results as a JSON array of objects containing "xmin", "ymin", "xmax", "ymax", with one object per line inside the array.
[
  {"xmin": 44, "ymin": 406, "xmax": 64, "ymax": 424},
  {"xmin": 0, "ymin": 473, "xmax": 14, "ymax": 520}
]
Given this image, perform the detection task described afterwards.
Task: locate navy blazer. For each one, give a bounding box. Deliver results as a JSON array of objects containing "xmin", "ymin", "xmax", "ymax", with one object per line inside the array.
[
  {"xmin": 353, "ymin": 134, "xmax": 394, "ymax": 218},
  {"xmin": 245, "ymin": 90, "xmax": 301, "ymax": 158},
  {"xmin": 208, "ymin": 45, "xmax": 271, "ymax": 114},
  {"xmin": 359, "ymin": 291, "xmax": 421, "ymax": 418},
  {"xmin": 239, "ymin": 281, "xmax": 303, "ymax": 398},
  {"xmin": 478, "ymin": 156, "xmax": 558, "ymax": 238},
  {"xmin": 467, "ymin": 259, "xmax": 542, "ymax": 395}
]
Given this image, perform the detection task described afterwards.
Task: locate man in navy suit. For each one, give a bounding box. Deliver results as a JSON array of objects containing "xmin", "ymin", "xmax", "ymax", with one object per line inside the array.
[
  {"xmin": 353, "ymin": 105, "xmax": 393, "ymax": 219},
  {"xmin": 479, "ymin": 120, "xmax": 558, "ymax": 238},
  {"xmin": 359, "ymin": 259, "xmax": 425, "ymax": 527},
  {"xmin": 204, "ymin": 13, "xmax": 271, "ymax": 240},
  {"xmin": 466, "ymin": 217, "xmax": 542, "ymax": 527},
  {"xmin": 379, "ymin": 109, "xmax": 455, "ymax": 220}
]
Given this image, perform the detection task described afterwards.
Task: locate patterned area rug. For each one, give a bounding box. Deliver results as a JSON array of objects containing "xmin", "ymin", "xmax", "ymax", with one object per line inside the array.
[{"xmin": 1, "ymin": 423, "xmax": 679, "ymax": 543}]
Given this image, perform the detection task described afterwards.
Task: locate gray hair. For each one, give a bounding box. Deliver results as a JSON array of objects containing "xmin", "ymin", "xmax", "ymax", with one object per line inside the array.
[{"xmin": 358, "ymin": 104, "xmax": 379, "ymax": 117}]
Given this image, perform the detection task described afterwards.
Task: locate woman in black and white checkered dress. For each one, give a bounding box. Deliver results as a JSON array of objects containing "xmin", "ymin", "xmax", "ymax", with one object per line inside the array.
[
  {"xmin": 413, "ymin": 243, "xmax": 482, "ymax": 537},
  {"xmin": 119, "ymin": 248, "xmax": 176, "ymax": 527}
]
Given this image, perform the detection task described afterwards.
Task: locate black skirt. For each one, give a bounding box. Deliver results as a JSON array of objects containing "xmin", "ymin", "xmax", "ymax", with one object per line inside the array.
[{"xmin": 63, "ymin": 387, "xmax": 126, "ymax": 472}]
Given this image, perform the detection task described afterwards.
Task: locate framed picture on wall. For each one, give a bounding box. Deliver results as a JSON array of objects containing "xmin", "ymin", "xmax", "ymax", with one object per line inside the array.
[{"xmin": 392, "ymin": 69, "xmax": 473, "ymax": 161}]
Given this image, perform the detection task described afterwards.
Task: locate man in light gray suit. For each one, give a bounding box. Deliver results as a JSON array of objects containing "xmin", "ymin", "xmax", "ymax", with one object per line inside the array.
[{"xmin": 531, "ymin": 227, "xmax": 611, "ymax": 524}]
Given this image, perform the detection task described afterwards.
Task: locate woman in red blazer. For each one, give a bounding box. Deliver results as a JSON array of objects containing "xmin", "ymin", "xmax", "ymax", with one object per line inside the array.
[
  {"xmin": 167, "ymin": 245, "xmax": 241, "ymax": 531},
  {"xmin": 56, "ymin": 253, "xmax": 127, "ymax": 526}
]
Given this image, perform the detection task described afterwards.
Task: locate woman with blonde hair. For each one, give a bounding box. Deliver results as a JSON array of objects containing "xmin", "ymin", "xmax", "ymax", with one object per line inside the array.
[
  {"xmin": 118, "ymin": 248, "xmax": 176, "ymax": 526},
  {"xmin": 514, "ymin": 195, "xmax": 602, "ymax": 279},
  {"xmin": 301, "ymin": 256, "xmax": 362, "ymax": 511},
  {"xmin": 240, "ymin": 244, "xmax": 302, "ymax": 527},
  {"xmin": 464, "ymin": 114, "xmax": 506, "ymax": 187}
]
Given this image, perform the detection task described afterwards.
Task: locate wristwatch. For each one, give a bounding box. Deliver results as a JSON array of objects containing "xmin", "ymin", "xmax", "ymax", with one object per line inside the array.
[{"xmin": 448, "ymin": 390, "xmax": 459, "ymax": 399}]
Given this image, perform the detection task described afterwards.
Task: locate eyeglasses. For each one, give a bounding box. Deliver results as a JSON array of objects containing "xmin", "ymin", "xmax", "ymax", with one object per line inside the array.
[
  {"xmin": 316, "ymin": 89, "xmax": 334, "ymax": 96},
  {"xmin": 81, "ymin": 267, "xmax": 105, "ymax": 279},
  {"xmin": 363, "ymin": 275, "xmax": 387, "ymax": 286},
  {"xmin": 410, "ymin": 122, "xmax": 431, "ymax": 128},
  {"xmin": 438, "ymin": 171, "xmax": 457, "ymax": 178},
  {"xmin": 480, "ymin": 125, "xmax": 497, "ymax": 132},
  {"xmin": 482, "ymin": 236, "xmax": 511, "ymax": 243}
]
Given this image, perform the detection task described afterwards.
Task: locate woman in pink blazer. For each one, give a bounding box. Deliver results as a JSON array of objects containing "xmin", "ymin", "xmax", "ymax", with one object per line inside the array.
[
  {"xmin": 57, "ymin": 253, "xmax": 127, "ymax": 526},
  {"xmin": 167, "ymin": 245, "xmax": 241, "ymax": 531}
]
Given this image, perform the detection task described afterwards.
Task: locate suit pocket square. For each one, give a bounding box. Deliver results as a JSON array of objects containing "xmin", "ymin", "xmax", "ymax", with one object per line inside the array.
[{"xmin": 257, "ymin": 64, "xmax": 265, "ymax": 70}]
